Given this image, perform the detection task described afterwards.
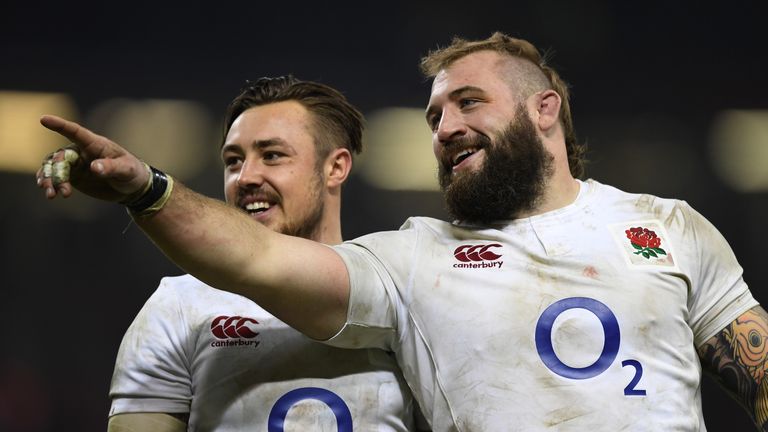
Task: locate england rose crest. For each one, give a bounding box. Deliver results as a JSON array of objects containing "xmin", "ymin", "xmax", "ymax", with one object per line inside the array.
[{"xmin": 625, "ymin": 227, "xmax": 667, "ymax": 260}]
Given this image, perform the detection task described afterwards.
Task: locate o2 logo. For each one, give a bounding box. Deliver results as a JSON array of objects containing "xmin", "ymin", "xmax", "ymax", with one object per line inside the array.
[
  {"xmin": 535, "ymin": 297, "xmax": 646, "ymax": 396},
  {"xmin": 268, "ymin": 387, "xmax": 352, "ymax": 432}
]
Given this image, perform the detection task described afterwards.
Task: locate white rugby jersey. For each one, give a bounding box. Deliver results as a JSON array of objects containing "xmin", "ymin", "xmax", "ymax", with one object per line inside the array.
[
  {"xmin": 330, "ymin": 179, "xmax": 757, "ymax": 432},
  {"xmin": 109, "ymin": 274, "xmax": 422, "ymax": 432}
]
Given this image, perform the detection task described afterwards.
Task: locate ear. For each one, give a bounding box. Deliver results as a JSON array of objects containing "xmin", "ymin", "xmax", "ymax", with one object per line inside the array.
[
  {"xmin": 534, "ymin": 89, "xmax": 562, "ymax": 132},
  {"xmin": 324, "ymin": 148, "xmax": 352, "ymax": 189}
]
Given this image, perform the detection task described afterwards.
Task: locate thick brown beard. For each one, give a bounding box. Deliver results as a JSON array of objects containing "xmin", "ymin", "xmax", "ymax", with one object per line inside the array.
[{"xmin": 438, "ymin": 106, "xmax": 554, "ymax": 224}]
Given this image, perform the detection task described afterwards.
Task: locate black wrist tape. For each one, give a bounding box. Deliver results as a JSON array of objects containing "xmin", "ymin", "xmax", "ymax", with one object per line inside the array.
[{"xmin": 125, "ymin": 166, "xmax": 169, "ymax": 214}]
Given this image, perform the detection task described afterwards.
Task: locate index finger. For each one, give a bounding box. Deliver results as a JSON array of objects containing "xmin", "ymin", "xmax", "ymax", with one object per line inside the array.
[{"xmin": 39, "ymin": 115, "xmax": 108, "ymax": 156}]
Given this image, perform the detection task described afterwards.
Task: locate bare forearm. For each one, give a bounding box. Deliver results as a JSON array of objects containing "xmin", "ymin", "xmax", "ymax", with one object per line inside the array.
[
  {"xmin": 135, "ymin": 182, "xmax": 266, "ymax": 288},
  {"xmin": 134, "ymin": 181, "xmax": 349, "ymax": 339}
]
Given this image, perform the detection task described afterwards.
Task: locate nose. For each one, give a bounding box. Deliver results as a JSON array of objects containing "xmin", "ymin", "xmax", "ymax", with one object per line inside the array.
[
  {"xmin": 435, "ymin": 108, "xmax": 467, "ymax": 145},
  {"xmin": 236, "ymin": 158, "xmax": 265, "ymax": 188}
]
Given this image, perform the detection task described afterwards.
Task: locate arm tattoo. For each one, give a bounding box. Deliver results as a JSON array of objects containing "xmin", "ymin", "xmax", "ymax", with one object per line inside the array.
[{"xmin": 698, "ymin": 306, "xmax": 768, "ymax": 430}]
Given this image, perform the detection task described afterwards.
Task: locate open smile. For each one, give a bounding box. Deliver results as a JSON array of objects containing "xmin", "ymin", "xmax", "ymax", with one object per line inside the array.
[
  {"xmin": 242, "ymin": 200, "xmax": 278, "ymax": 222},
  {"xmin": 450, "ymin": 147, "xmax": 484, "ymax": 172}
]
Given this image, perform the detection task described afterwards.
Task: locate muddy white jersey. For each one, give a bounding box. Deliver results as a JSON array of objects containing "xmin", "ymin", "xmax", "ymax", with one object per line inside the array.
[
  {"xmin": 330, "ymin": 179, "xmax": 757, "ymax": 432},
  {"xmin": 109, "ymin": 274, "xmax": 422, "ymax": 432}
]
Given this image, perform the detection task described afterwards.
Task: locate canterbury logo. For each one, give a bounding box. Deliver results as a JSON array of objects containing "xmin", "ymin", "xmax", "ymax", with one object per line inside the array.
[
  {"xmin": 211, "ymin": 315, "xmax": 259, "ymax": 339},
  {"xmin": 454, "ymin": 244, "xmax": 502, "ymax": 262},
  {"xmin": 453, "ymin": 244, "xmax": 504, "ymax": 269}
]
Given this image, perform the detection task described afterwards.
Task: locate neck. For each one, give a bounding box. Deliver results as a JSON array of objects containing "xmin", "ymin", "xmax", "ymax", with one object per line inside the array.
[
  {"xmin": 309, "ymin": 196, "xmax": 344, "ymax": 245},
  {"xmin": 517, "ymin": 171, "xmax": 580, "ymax": 219},
  {"xmin": 309, "ymin": 218, "xmax": 343, "ymax": 245}
]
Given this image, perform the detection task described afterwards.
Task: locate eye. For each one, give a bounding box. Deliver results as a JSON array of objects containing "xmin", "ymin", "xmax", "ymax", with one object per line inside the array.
[
  {"xmin": 263, "ymin": 151, "xmax": 285, "ymax": 162},
  {"xmin": 427, "ymin": 114, "xmax": 441, "ymax": 132},
  {"xmin": 459, "ymin": 98, "xmax": 479, "ymax": 109},
  {"xmin": 223, "ymin": 155, "xmax": 242, "ymax": 169}
]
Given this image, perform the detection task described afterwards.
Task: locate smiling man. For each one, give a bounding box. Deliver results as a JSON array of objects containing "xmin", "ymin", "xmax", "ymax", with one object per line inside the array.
[
  {"xmin": 105, "ymin": 76, "xmax": 425, "ymax": 432},
  {"xmin": 222, "ymin": 93, "xmax": 329, "ymax": 240},
  {"xmin": 38, "ymin": 34, "xmax": 767, "ymax": 431}
]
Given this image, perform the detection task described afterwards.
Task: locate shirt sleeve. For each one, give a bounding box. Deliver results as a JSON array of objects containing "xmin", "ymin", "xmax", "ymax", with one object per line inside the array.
[
  {"xmin": 681, "ymin": 203, "xmax": 759, "ymax": 346},
  {"xmin": 109, "ymin": 278, "xmax": 193, "ymax": 416},
  {"xmin": 324, "ymin": 242, "xmax": 400, "ymax": 351},
  {"xmin": 324, "ymin": 226, "xmax": 422, "ymax": 351}
]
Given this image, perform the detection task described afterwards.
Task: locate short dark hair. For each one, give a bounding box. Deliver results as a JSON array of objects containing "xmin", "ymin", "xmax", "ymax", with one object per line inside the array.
[
  {"xmin": 421, "ymin": 32, "xmax": 586, "ymax": 178},
  {"xmin": 222, "ymin": 76, "xmax": 364, "ymax": 164}
]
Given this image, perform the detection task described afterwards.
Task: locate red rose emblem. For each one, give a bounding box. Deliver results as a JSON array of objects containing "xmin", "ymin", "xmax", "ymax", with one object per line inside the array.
[{"xmin": 625, "ymin": 227, "xmax": 667, "ymax": 259}]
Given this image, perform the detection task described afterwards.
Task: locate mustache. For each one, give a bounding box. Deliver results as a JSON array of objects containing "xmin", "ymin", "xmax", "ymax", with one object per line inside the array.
[
  {"xmin": 446, "ymin": 133, "xmax": 492, "ymax": 149},
  {"xmin": 438, "ymin": 107, "xmax": 553, "ymax": 223},
  {"xmin": 236, "ymin": 185, "xmax": 281, "ymax": 205},
  {"xmin": 440, "ymin": 134, "xmax": 492, "ymax": 168}
]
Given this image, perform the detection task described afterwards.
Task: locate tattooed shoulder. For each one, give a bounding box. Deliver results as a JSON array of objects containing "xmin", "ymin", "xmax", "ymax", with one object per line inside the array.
[{"xmin": 698, "ymin": 306, "xmax": 768, "ymax": 429}]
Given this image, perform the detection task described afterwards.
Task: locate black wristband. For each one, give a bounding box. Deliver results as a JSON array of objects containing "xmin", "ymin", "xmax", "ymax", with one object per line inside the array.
[{"xmin": 124, "ymin": 166, "xmax": 169, "ymax": 213}]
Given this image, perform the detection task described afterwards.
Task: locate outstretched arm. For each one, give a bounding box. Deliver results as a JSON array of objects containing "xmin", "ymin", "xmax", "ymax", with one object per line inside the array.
[
  {"xmin": 135, "ymin": 180, "xmax": 350, "ymax": 338},
  {"xmin": 36, "ymin": 115, "xmax": 349, "ymax": 340},
  {"xmin": 698, "ymin": 305, "xmax": 768, "ymax": 431}
]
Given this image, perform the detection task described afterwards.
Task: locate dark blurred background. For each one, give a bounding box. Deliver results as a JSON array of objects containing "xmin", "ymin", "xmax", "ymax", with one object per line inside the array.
[{"xmin": 2, "ymin": 1, "xmax": 767, "ymax": 431}]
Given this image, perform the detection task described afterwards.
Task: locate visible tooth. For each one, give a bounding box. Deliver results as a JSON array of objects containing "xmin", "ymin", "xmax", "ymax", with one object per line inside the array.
[
  {"xmin": 453, "ymin": 149, "xmax": 477, "ymax": 165},
  {"xmin": 453, "ymin": 151, "xmax": 468, "ymax": 164},
  {"xmin": 245, "ymin": 202, "xmax": 271, "ymax": 211}
]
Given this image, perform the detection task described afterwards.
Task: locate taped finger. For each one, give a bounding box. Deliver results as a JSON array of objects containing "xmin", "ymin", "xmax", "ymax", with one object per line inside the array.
[
  {"xmin": 52, "ymin": 160, "xmax": 71, "ymax": 186},
  {"xmin": 63, "ymin": 148, "xmax": 80, "ymax": 164},
  {"xmin": 42, "ymin": 160, "xmax": 53, "ymax": 178}
]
